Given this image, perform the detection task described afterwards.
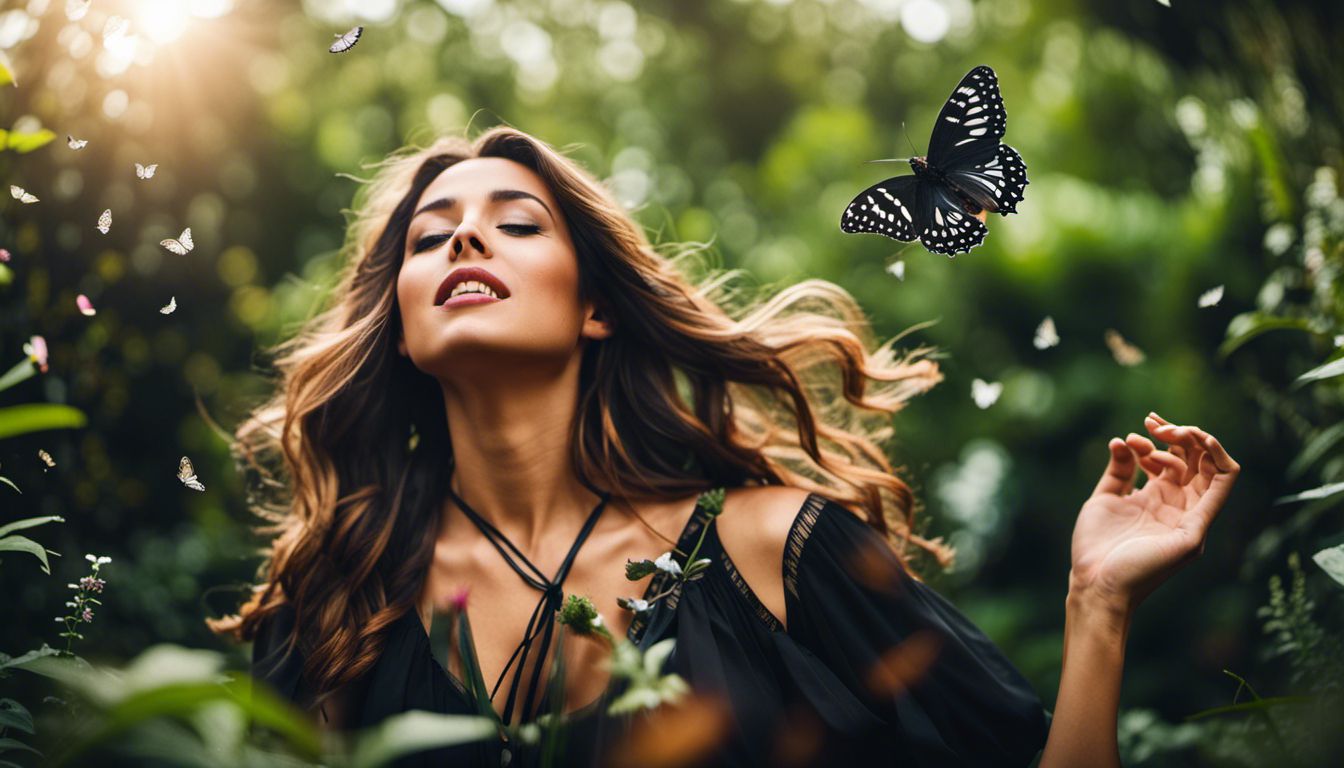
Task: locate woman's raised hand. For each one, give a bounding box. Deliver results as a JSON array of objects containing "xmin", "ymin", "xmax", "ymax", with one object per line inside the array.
[{"xmin": 1068, "ymin": 412, "xmax": 1241, "ymax": 614}]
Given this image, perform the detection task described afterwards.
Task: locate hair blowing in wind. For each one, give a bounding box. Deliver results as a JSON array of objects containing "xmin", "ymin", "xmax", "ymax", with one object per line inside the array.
[{"xmin": 207, "ymin": 125, "xmax": 950, "ymax": 708}]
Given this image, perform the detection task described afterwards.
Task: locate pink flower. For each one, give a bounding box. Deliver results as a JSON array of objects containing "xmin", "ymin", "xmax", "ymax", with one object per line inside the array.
[
  {"xmin": 76, "ymin": 294, "xmax": 96, "ymax": 316},
  {"xmin": 449, "ymin": 585, "xmax": 470, "ymax": 612},
  {"xmin": 0, "ymin": 248, "xmax": 10, "ymax": 262},
  {"xmin": 23, "ymin": 335, "xmax": 48, "ymax": 373}
]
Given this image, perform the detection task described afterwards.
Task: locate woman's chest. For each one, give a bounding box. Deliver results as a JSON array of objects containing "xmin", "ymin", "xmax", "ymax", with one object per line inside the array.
[{"xmin": 416, "ymin": 516, "xmax": 678, "ymax": 722}]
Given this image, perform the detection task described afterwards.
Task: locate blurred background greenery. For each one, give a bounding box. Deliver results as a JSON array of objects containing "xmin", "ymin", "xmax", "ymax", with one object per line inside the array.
[{"xmin": 1, "ymin": 0, "xmax": 1342, "ymax": 764}]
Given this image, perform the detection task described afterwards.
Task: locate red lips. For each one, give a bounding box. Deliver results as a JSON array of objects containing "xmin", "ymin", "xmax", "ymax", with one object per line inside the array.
[{"xmin": 434, "ymin": 266, "xmax": 511, "ymax": 305}]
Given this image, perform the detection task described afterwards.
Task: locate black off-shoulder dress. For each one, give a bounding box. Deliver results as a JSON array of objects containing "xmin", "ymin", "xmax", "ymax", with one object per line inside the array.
[{"xmin": 252, "ymin": 490, "xmax": 1051, "ymax": 767}]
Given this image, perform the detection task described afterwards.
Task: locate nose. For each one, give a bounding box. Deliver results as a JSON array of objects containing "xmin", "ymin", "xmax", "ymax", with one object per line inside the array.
[{"xmin": 448, "ymin": 220, "xmax": 491, "ymax": 260}]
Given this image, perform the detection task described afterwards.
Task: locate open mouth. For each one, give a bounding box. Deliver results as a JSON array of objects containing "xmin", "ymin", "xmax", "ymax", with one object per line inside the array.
[{"xmin": 434, "ymin": 267, "xmax": 512, "ymax": 306}]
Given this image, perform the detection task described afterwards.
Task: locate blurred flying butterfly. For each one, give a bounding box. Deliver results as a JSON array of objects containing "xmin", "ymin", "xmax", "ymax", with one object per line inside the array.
[
  {"xmin": 1104, "ymin": 329, "xmax": 1145, "ymax": 367},
  {"xmin": 76, "ymin": 294, "xmax": 96, "ymax": 316},
  {"xmin": 177, "ymin": 455, "xmax": 205, "ymax": 491},
  {"xmin": 1033, "ymin": 316, "xmax": 1059, "ymax": 350},
  {"xmin": 38, "ymin": 449, "xmax": 55, "ymax": 470},
  {"xmin": 135, "ymin": 162, "xmax": 158, "ymax": 179},
  {"xmin": 329, "ymin": 26, "xmax": 363, "ymax": 53},
  {"xmin": 841, "ymin": 65, "xmax": 1028, "ymax": 256},
  {"xmin": 67, "ymin": 134, "xmax": 88, "ymax": 150},
  {"xmin": 160, "ymin": 296, "xmax": 176, "ymax": 314},
  {"xmin": 9, "ymin": 185, "xmax": 38, "ymax": 203},
  {"xmin": 1197, "ymin": 284, "xmax": 1224, "ymax": 308},
  {"xmin": 97, "ymin": 208, "xmax": 111, "ymax": 234},
  {"xmin": 971, "ymin": 378, "xmax": 1003, "ymax": 409},
  {"xmin": 160, "ymin": 227, "xmax": 193, "ymax": 255}
]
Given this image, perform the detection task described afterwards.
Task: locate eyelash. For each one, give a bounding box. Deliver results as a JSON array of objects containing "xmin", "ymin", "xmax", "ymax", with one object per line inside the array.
[{"xmin": 411, "ymin": 224, "xmax": 540, "ymax": 253}]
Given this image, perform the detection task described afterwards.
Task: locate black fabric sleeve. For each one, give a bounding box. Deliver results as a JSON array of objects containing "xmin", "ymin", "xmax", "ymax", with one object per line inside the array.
[{"xmin": 783, "ymin": 494, "xmax": 1051, "ymax": 766}]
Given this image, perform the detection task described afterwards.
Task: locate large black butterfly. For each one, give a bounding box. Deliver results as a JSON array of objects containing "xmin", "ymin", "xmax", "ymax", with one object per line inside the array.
[{"xmin": 840, "ymin": 65, "xmax": 1028, "ymax": 256}]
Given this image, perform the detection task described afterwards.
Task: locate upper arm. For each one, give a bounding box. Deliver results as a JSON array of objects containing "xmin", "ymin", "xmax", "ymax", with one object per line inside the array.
[{"xmin": 712, "ymin": 485, "xmax": 813, "ymax": 632}]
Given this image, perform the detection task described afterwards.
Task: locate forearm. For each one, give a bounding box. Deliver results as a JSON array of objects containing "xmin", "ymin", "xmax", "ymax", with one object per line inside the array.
[{"xmin": 1038, "ymin": 586, "xmax": 1132, "ymax": 768}]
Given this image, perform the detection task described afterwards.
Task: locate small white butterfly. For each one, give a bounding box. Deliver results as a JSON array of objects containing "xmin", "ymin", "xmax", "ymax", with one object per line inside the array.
[
  {"xmin": 177, "ymin": 455, "xmax": 205, "ymax": 491},
  {"xmin": 96, "ymin": 208, "xmax": 111, "ymax": 234},
  {"xmin": 1033, "ymin": 316, "xmax": 1059, "ymax": 350},
  {"xmin": 1197, "ymin": 285, "xmax": 1224, "ymax": 308},
  {"xmin": 886, "ymin": 259, "xmax": 906, "ymax": 281},
  {"xmin": 135, "ymin": 162, "xmax": 158, "ymax": 179},
  {"xmin": 160, "ymin": 296, "xmax": 177, "ymax": 314},
  {"xmin": 9, "ymin": 185, "xmax": 38, "ymax": 204},
  {"xmin": 329, "ymin": 25, "xmax": 363, "ymax": 53},
  {"xmin": 38, "ymin": 448, "xmax": 55, "ymax": 470},
  {"xmin": 971, "ymin": 378, "xmax": 1003, "ymax": 409},
  {"xmin": 1104, "ymin": 329, "xmax": 1145, "ymax": 366},
  {"xmin": 160, "ymin": 227, "xmax": 193, "ymax": 255},
  {"xmin": 103, "ymin": 15, "xmax": 129, "ymax": 42},
  {"xmin": 67, "ymin": 134, "xmax": 88, "ymax": 150},
  {"xmin": 66, "ymin": 0, "xmax": 91, "ymax": 21}
]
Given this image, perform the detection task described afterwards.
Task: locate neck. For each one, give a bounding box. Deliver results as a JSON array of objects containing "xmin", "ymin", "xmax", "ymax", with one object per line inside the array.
[{"xmin": 437, "ymin": 352, "xmax": 602, "ymax": 553}]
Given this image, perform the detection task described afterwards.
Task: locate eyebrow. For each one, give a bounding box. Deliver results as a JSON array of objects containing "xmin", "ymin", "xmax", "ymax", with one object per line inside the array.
[{"xmin": 410, "ymin": 189, "xmax": 555, "ymax": 224}]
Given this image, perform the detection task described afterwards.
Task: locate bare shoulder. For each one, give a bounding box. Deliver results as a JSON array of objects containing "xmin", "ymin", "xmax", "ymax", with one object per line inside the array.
[{"xmin": 713, "ymin": 485, "xmax": 815, "ymax": 631}]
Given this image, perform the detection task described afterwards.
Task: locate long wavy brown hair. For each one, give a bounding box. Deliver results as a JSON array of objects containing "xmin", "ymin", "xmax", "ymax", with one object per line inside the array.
[{"xmin": 207, "ymin": 124, "xmax": 951, "ymax": 711}]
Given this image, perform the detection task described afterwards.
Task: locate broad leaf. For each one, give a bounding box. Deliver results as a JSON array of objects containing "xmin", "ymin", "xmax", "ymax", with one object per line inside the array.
[
  {"xmin": 1312, "ymin": 544, "xmax": 1344, "ymax": 588},
  {"xmin": 0, "ymin": 404, "xmax": 88, "ymax": 440}
]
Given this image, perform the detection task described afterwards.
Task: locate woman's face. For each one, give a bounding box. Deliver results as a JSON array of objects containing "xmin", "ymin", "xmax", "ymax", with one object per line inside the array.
[{"xmin": 396, "ymin": 157, "xmax": 610, "ymax": 381}]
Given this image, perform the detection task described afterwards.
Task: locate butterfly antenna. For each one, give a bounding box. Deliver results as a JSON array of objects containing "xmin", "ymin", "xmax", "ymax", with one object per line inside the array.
[{"xmin": 901, "ymin": 121, "xmax": 920, "ymax": 157}]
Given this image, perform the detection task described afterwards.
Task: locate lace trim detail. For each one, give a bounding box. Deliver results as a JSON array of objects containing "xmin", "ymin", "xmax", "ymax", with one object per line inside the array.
[
  {"xmin": 783, "ymin": 492, "xmax": 826, "ymax": 602},
  {"xmin": 718, "ymin": 546, "xmax": 784, "ymax": 632}
]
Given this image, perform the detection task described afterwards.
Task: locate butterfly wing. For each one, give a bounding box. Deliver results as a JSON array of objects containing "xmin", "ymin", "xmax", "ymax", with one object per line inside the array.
[
  {"xmin": 180, "ymin": 228, "xmax": 193, "ymax": 251},
  {"xmin": 943, "ymin": 143, "xmax": 1028, "ymax": 215},
  {"xmin": 926, "ymin": 65, "xmax": 1007, "ymax": 171},
  {"xmin": 839, "ymin": 175, "xmax": 921, "ymax": 242},
  {"xmin": 330, "ymin": 26, "xmax": 363, "ymax": 53},
  {"xmin": 97, "ymin": 209, "xmax": 111, "ymax": 234},
  {"xmin": 177, "ymin": 456, "xmax": 203, "ymax": 490},
  {"xmin": 913, "ymin": 181, "xmax": 987, "ymax": 256}
]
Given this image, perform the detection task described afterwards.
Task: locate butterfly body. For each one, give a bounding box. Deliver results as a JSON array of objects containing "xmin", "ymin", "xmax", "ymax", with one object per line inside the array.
[
  {"xmin": 908, "ymin": 156, "xmax": 990, "ymax": 216},
  {"xmin": 841, "ymin": 65, "xmax": 1027, "ymax": 256}
]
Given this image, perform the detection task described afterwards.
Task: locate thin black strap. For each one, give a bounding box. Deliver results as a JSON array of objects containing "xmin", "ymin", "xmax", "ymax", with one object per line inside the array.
[{"xmin": 444, "ymin": 478, "xmax": 611, "ymax": 726}]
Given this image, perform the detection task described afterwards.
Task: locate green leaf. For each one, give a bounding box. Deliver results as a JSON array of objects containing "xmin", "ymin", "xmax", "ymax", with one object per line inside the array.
[
  {"xmin": 1273, "ymin": 481, "xmax": 1344, "ymax": 506},
  {"xmin": 0, "ymin": 404, "xmax": 88, "ymax": 440},
  {"xmin": 1185, "ymin": 694, "xmax": 1314, "ymax": 721},
  {"xmin": 1287, "ymin": 422, "xmax": 1344, "ymax": 479},
  {"xmin": 0, "ymin": 50, "xmax": 15, "ymax": 87},
  {"xmin": 0, "ymin": 515, "xmax": 64, "ymax": 539},
  {"xmin": 1218, "ymin": 312, "xmax": 1313, "ymax": 358},
  {"xmin": 0, "ymin": 476, "xmax": 18, "ymax": 495},
  {"xmin": 624, "ymin": 558, "xmax": 657, "ymax": 581},
  {"xmin": 0, "ymin": 698, "xmax": 33, "ymax": 734},
  {"xmin": 0, "ymin": 128, "xmax": 55, "ymax": 154},
  {"xmin": 349, "ymin": 711, "xmax": 498, "ymax": 768},
  {"xmin": 1292, "ymin": 355, "xmax": 1344, "ymax": 389},
  {"xmin": 455, "ymin": 610, "xmax": 499, "ymax": 725},
  {"xmin": 0, "ymin": 738, "xmax": 40, "ymax": 756},
  {"xmin": 0, "ymin": 534, "xmax": 57, "ymax": 574},
  {"xmin": 0, "ymin": 359, "xmax": 37, "ymax": 395},
  {"xmin": 1311, "ymin": 544, "xmax": 1344, "ymax": 588}
]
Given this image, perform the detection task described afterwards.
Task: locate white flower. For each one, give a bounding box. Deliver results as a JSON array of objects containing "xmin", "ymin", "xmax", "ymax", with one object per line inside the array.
[
  {"xmin": 591, "ymin": 613, "xmax": 605, "ymax": 629},
  {"xmin": 653, "ymin": 552, "xmax": 682, "ymax": 577},
  {"xmin": 85, "ymin": 554, "xmax": 96, "ymax": 562}
]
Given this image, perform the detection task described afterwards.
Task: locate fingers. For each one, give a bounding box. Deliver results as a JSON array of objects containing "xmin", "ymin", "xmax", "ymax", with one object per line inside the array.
[
  {"xmin": 1124, "ymin": 432, "xmax": 1188, "ymax": 506},
  {"xmin": 1093, "ymin": 437, "xmax": 1139, "ymax": 496},
  {"xmin": 1145, "ymin": 415, "xmax": 1207, "ymax": 487}
]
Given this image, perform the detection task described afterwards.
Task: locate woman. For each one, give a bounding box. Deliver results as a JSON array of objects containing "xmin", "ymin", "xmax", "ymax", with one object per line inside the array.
[{"xmin": 209, "ymin": 125, "xmax": 1239, "ymax": 767}]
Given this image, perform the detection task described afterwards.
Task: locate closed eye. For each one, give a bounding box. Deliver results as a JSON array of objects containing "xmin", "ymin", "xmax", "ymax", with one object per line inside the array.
[{"xmin": 410, "ymin": 225, "xmax": 540, "ymax": 254}]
